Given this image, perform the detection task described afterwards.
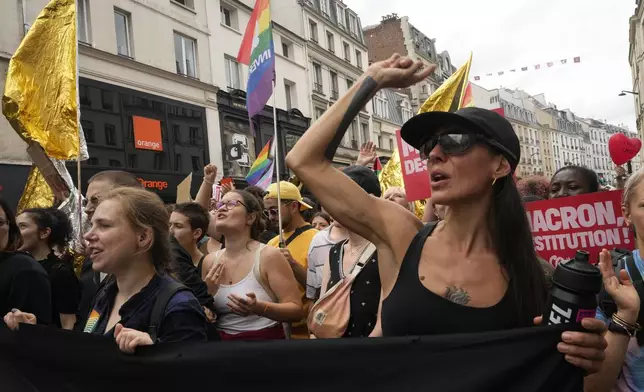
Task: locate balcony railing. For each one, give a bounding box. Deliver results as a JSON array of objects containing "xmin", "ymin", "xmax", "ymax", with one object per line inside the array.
[
  {"xmin": 331, "ymin": 90, "xmax": 339, "ymax": 100},
  {"xmin": 313, "ymin": 83, "xmax": 324, "ymax": 94}
]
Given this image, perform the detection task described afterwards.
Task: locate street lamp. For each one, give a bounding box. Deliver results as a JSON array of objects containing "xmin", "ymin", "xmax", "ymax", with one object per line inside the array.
[{"xmin": 619, "ymin": 90, "xmax": 639, "ymax": 97}]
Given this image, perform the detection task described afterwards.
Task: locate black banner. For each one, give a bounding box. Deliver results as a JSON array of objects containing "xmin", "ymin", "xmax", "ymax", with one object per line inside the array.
[{"xmin": 0, "ymin": 323, "xmax": 583, "ymax": 392}]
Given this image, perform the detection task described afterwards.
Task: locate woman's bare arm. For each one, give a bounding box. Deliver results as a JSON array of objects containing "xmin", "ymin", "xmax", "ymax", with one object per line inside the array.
[
  {"xmin": 260, "ymin": 247, "xmax": 305, "ymax": 322},
  {"xmin": 195, "ymin": 164, "xmax": 217, "ymax": 209},
  {"xmin": 286, "ymin": 55, "xmax": 432, "ymax": 253}
]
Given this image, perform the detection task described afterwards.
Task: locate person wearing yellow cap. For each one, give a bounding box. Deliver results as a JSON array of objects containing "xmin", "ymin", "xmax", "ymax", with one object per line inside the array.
[{"xmin": 264, "ymin": 181, "xmax": 318, "ymax": 339}]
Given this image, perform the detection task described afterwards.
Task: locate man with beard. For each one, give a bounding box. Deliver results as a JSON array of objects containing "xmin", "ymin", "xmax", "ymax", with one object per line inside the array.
[{"xmin": 264, "ymin": 182, "xmax": 318, "ymax": 339}]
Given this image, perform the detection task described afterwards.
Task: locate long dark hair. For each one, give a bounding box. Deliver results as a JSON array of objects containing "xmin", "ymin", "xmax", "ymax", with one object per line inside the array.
[
  {"xmin": 20, "ymin": 208, "xmax": 72, "ymax": 251},
  {"xmin": 0, "ymin": 199, "xmax": 22, "ymax": 252},
  {"xmin": 231, "ymin": 190, "xmax": 266, "ymax": 242},
  {"xmin": 492, "ymin": 178, "xmax": 549, "ymax": 323}
]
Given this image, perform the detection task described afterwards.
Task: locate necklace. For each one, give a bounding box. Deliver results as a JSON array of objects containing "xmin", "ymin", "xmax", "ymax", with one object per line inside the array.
[
  {"xmin": 346, "ymin": 239, "xmax": 369, "ymax": 257},
  {"xmin": 221, "ymin": 252, "xmax": 244, "ymax": 285}
]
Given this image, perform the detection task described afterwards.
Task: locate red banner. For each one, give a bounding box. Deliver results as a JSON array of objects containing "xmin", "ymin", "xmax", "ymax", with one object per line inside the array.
[
  {"xmin": 395, "ymin": 130, "xmax": 431, "ymax": 201},
  {"xmin": 525, "ymin": 190, "xmax": 633, "ymax": 266}
]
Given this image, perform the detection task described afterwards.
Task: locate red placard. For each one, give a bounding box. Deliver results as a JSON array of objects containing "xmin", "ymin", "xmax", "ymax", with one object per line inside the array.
[
  {"xmin": 525, "ymin": 190, "xmax": 633, "ymax": 267},
  {"xmin": 395, "ymin": 130, "xmax": 431, "ymax": 201}
]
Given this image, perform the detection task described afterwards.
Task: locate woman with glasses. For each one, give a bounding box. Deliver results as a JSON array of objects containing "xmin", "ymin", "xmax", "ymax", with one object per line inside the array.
[
  {"xmin": 0, "ymin": 199, "xmax": 52, "ymax": 326},
  {"xmin": 201, "ymin": 190, "xmax": 304, "ymax": 340},
  {"xmin": 285, "ymin": 54, "xmax": 607, "ymax": 374}
]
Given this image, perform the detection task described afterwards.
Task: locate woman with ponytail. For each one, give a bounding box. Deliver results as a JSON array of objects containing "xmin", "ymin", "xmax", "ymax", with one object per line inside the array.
[{"xmin": 17, "ymin": 208, "xmax": 80, "ymax": 329}]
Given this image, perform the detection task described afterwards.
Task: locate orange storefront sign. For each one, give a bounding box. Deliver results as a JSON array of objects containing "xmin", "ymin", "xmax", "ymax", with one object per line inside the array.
[
  {"xmin": 137, "ymin": 178, "xmax": 168, "ymax": 191},
  {"xmin": 133, "ymin": 116, "xmax": 163, "ymax": 151}
]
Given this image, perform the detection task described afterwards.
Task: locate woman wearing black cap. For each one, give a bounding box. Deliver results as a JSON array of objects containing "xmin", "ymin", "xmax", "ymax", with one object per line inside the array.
[{"xmin": 286, "ymin": 53, "xmax": 607, "ymax": 373}]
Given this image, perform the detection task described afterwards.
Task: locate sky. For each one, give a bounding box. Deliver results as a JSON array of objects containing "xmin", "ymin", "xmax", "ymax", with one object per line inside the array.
[{"xmin": 344, "ymin": 0, "xmax": 638, "ymax": 131}]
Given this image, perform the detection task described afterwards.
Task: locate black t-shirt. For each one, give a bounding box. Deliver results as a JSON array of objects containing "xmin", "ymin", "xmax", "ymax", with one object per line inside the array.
[
  {"xmin": 39, "ymin": 253, "xmax": 81, "ymax": 328},
  {"xmin": 75, "ymin": 257, "xmax": 102, "ymax": 331},
  {"xmin": 0, "ymin": 251, "xmax": 52, "ymax": 325}
]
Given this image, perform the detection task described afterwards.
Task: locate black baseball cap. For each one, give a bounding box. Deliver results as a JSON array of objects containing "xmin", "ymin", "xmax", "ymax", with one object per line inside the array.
[
  {"xmin": 400, "ymin": 107, "xmax": 520, "ymax": 172},
  {"xmin": 342, "ymin": 165, "xmax": 382, "ymax": 197}
]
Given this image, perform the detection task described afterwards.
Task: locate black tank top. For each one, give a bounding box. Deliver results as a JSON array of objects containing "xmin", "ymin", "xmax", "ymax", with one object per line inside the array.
[{"xmin": 381, "ymin": 223, "xmax": 526, "ymax": 337}]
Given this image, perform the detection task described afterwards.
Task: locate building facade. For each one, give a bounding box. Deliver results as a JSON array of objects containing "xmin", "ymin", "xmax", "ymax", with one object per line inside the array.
[
  {"xmin": 364, "ymin": 14, "xmax": 448, "ymax": 112},
  {"xmin": 371, "ymin": 88, "xmax": 413, "ymax": 162},
  {"xmin": 629, "ymin": 1, "xmax": 644, "ymax": 148},
  {"xmin": 1, "ymin": 0, "xmax": 221, "ymax": 204}
]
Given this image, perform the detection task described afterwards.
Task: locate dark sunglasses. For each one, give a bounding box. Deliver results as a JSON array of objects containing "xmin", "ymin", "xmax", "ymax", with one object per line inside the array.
[{"xmin": 419, "ymin": 133, "xmax": 516, "ymax": 162}]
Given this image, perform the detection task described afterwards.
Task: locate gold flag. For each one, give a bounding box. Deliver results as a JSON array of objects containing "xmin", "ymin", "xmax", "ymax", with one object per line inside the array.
[
  {"xmin": 17, "ymin": 166, "xmax": 55, "ymax": 213},
  {"xmin": 2, "ymin": 0, "xmax": 81, "ymax": 160},
  {"xmin": 379, "ymin": 53, "xmax": 474, "ymax": 219}
]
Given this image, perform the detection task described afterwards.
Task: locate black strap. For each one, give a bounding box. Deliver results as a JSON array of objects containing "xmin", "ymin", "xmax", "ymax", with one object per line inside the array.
[
  {"xmin": 284, "ymin": 225, "xmax": 315, "ymax": 247},
  {"xmin": 148, "ymin": 280, "xmax": 187, "ymax": 343},
  {"xmin": 624, "ymin": 255, "xmax": 644, "ymax": 346}
]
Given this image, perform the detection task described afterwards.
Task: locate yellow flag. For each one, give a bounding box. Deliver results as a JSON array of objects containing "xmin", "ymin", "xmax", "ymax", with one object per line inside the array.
[
  {"xmin": 2, "ymin": 0, "xmax": 82, "ymax": 160},
  {"xmin": 379, "ymin": 53, "xmax": 474, "ymax": 218},
  {"xmin": 17, "ymin": 166, "xmax": 55, "ymax": 213}
]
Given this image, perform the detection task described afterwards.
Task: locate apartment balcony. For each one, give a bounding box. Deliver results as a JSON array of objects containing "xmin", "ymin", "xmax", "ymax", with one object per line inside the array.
[
  {"xmin": 313, "ymin": 83, "xmax": 324, "ymax": 95},
  {"xmin": 330, "ymin": 90, "xmax": 339, "ymax": 100}
]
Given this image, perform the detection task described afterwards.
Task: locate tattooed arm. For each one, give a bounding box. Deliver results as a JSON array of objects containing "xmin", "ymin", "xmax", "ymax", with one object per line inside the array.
[{"xmin": 286, "ymin": 55, "xmax": 434, "ymax": 253}]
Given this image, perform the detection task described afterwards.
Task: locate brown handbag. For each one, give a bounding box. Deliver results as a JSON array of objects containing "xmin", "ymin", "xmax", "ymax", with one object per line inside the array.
[{"xmin": 307, "ymin": 243, "xmax": 376, "ymax": 339}]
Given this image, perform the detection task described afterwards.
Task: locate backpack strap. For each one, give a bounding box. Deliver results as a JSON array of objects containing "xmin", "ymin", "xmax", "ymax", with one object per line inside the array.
[
  {"xmin": 148, "ymin": 279, "xmax": 188, "ymax": 343},
  {"xmin": 284, "ymin": 225, "xmax": 315, "ymax": 247}
]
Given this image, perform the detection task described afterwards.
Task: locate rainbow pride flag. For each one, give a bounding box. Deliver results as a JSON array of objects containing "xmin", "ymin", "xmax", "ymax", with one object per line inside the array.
[
  {"xmin": 245, "ymin": 138, "xmax": 275, "ymax": 190},
  {"xmin": 237, "ymin": 0, "xmax": 274, "ymax": 123}
]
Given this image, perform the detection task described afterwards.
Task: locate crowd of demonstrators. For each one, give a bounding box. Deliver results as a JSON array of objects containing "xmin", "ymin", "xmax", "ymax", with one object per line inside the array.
[
  {"xmin": 317, "ymin": 166, "xmax": 382, "ymax": 338},
  {"xmin": 201, "ymin": 190, "xmax": 304, "ymax": 340},
  {"xmin": 5, "ymin": 187, "xmax": 208, "ymax": 352},
  {"xmin": 285, "ymin": 53, "xmax": 607, "ymax": 373},
  {"xmin": 517, "ymin": 175, "xmax": 550, "ymax": 202},
  {"xmin": 264, "ymin": 182, "xmax": 318, "ymax": 338},
  {"xmin": 311, "ymin": 212, "xmax": 331, "ymax": 231},
  {"xmin": 16, "ymin": 208, "xmax": 80, "ymax": 330},
  {"xmin": 0, "ymin": 199, "xmax": 52, "ymax": 326}
]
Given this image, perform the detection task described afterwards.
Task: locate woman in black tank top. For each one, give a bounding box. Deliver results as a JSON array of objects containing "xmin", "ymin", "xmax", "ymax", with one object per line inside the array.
[{"xmin": 286, "ymin": 55, "xmax": 608, "ymax": 373}]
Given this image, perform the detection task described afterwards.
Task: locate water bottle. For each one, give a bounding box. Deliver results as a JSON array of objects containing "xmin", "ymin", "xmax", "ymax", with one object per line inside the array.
[{"xmin": 545, "ymin": 251, "xmax": 602, "ymax": 325}]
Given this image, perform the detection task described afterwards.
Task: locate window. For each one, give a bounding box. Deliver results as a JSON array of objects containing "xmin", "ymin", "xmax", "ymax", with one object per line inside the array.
[
  {"xmin": 320, "ymin": 0, "xmax": 330, "ymax": 16},
  {"xmin": 101, "ymin": 90, "xmax": 114, "ymax": 111},
  {"xmin": 401, "ymin": 105, "xmax": 413, "ymax": 122},
  {"xmin": 154, "ymin": 153, "xmax": 165, "ymax": 170},
  {"xmin": 220, "ymin": 4, "xmax": 238, "ymax": 29},
  {"xmin": 327, "ymin": 31, "xmax": 335, "ymax": 52},
  {"xmin": 172, "ymin": 0, "xmax": 194, "ymax": 9},
  {"xmin": 189, "ymin": 127, "xmax": 200, "ymax": 145},
  {"xmin": 343, "ymin": 42, "xmax": 350, "ymax": 61},
  {"xmin": 81, "ymin": 121, "xmax": 94, "ymax": 143},
  {"xmin": 174, "ymin": 154, "xmax": 182, "ymax": 171},
  {"xmin": 77, "ymin": 0, "xmax": 90, "ymax": 44},
  {"xmin": 349, "ymin": 120, "xmax": 359, "ymax": 147},
  {"xmin": 309, "ymin": 20, "xmax": 318, "ymax": 42},
  {"xmin": 389, "ymin": 137, "xmax": 394, "ymax": 151},
  {"xmin": 114, "ymin": 9, "xmax": 132, "ymax": 57},
  {"xmin": 336, "ymin": 3, "xmax": 345, "ymax": 27},
  {"xmin": 192, "ymin": 156, "xmax": 201, "ymax": 171},
  {"xmin": 355, "ymin": 50, "xmax": 362, "ymax": 69},
  {"xmin": 360, "ymin": 123, "xmax": 369, "ymax": 144},
  {"xmin": 315, "ymin": 107, "xmax": 325, "ymax": 119},
  {"xmin": 377, "ymin": 135, "xmax": 382, "ymax": 148},
  {"xmin": 313, "ymin": 63, "xmax": 323, "ymax": 93},
  {"xmin": 284, "ymin": 81, "xmax": 294, "ymax": 110},
  {"xmin": 282, "ymin": 40, "xmax": 291, "ymax": 58},
  {"xmin": 373, "ymin": 92, "xmax": 388, "ymax": 118},
  {"xmin": 174, "ymin": 33, "xmax": 197, "ymax": 78},
  {"xmin": 105, "ymin": 124, "xmax": 116, "ymax": 146},
  {"xmin": 225, "ymin": 56, "xmax": 241, "ymax": 89},
  {"xmin": 173, "ymin": 124, "xmax": 181, "ymax": 143},
  {"xmin": 348, "ymin": 14, "xmax": 358, "ymax": 37},
  {"xmin": 128, "ymin": 155, "xmax": 137, "ymax": 168},
  {"xmin": 329, "ymin": 71, "xmax": 338, "ymax": 98},
  {"xmin": 346, "ymin": 78, "xmax": 354, "ymax": 90},
  {"xmin": 87, "ymin": 157, "xmax": 99, "ymax": 166}
]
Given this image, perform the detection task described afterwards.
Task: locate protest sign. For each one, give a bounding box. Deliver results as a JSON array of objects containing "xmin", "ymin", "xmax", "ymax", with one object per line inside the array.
[
  {"xmin": 176, "ymin": 173, "xmax": 193, "ymax": 203},
  {"xmin": 395, "ymin": 130, "xmax": 431, "ymax": 201},
  {"xmin": 525, "ymin": 190, "xmax": 633, "ymax": 266}
]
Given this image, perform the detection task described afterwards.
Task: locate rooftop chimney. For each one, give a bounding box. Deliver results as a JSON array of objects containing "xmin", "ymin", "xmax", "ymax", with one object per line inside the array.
[{"xmin": 381, "ymin": 13, "xmax": 399, "ymax": 22}]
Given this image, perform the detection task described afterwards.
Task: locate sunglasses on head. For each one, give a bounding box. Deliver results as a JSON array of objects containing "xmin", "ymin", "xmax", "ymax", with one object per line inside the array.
[{"xmin": 419, "ymin": 132, "xmax": 515, "ymax": 162}]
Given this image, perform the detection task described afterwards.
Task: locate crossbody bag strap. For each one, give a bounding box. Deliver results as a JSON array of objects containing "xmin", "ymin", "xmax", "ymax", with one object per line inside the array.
[
  {"xmin": 284, "ymin": 225, "xmax": 314, "ymax": 247},
  {"xmin": 148, "ymin": 280, "xmax": 187, "ymax": 343}
]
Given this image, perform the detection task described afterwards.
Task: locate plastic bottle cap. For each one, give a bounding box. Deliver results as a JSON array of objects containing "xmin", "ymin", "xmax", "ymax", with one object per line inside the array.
[{"xmin": 553, "ymin": 251, "xmax": 602, "ymax": 294}]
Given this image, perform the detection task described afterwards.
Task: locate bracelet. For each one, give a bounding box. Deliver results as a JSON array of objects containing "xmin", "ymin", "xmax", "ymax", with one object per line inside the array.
[
  {"xmin": 260, "ymin": 302, "xmax": 270, "ymax": 317},
  {"xmin": 204, "ymin": 179, "xmax": 214, "ymax": 185},
  {"xmin": 613, "ymin": 313, "xmax": 641, "ymax": 330},
  {"xmin": 610, "ymin": 313, "xmax": 641, "ymax": 338}
]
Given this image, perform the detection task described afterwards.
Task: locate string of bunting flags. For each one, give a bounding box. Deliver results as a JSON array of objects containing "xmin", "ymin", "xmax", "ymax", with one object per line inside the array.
[{"xmin": 473, "ymin": 56, "xmax": 581, "ymax": 81}]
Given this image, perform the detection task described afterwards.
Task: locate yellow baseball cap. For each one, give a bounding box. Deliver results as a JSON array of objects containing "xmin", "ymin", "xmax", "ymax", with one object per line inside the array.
[{"xmin": 264, "ymin": 181, "xmax": 313, "ymax": 210}]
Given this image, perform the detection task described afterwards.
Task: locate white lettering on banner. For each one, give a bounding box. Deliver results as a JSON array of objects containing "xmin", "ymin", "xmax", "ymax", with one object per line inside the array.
[
  {"xmin": 401, "ymin": 139, "xmax": 417, "ymax": 158},
  {"xmin": 249, "ymin": 49, "xmax": 272, "ymax": 74},
  {"xmin": 404, "ymin": 157, "xmax": 427, "ymax": 176},
  {"xmin": 533, "ymin": 228, "xmax": 631, "ymax": 251},
  {"xmin": 527, "ymin": 201, "xmax": 617, "ymax": 232},
  {"xmin": 136, "ymin": 140, "xmax": 161, "ymax": 150}
]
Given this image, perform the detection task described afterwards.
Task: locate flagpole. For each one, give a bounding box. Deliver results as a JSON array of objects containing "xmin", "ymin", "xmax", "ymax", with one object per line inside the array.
[{"xmin": 272, "ymin": 79, "xmax": 284, "ymax": 245}]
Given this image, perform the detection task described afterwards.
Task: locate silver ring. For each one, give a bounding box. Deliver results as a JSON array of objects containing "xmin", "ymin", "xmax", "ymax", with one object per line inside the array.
[{"xmin": 215, "ymin": 273, "xmax": 220, "ymax": 277}]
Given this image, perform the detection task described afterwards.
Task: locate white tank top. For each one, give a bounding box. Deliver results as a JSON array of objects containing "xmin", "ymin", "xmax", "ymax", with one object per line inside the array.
[{"xmin": 213, "ymin": 244, "xmax": 278, "ymax": 334}]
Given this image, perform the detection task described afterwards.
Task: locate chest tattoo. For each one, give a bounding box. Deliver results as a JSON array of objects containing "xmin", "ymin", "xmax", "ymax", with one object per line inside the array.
[{"xmin": 444, "ymin": 286, "xmax": 471, "ymax": 305}]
